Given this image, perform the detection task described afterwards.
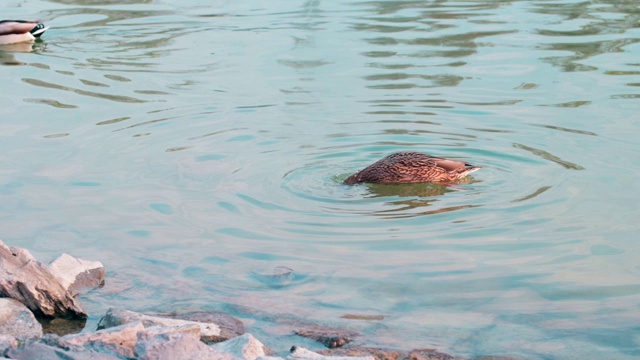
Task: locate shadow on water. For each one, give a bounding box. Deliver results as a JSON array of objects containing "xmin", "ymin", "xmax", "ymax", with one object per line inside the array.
[
  {"xmin": 363, "ymin": 180, "xmax": 468, "ymax": 198},
  {"xmin": 513, "ymin": 143, "xmax": 585, "ymax": 170},
  {"xmin": 350, "ymin": 179, "xmax": 481, "ymax": 219}
]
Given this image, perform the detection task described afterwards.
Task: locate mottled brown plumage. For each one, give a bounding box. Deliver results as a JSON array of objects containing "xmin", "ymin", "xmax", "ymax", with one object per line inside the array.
[{"xmin": 344, "ymin": 152, "xmax": 480, "ymax": 184}]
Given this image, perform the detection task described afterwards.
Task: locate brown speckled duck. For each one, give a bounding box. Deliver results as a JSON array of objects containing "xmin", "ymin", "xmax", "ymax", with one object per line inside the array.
[
  {"xmin": 0, "ymin": 20, "xmax": 49, "ymax": 45},
  {"xmin": 344, "ymin": 152, "xmax": 480, "ymax": 184}
]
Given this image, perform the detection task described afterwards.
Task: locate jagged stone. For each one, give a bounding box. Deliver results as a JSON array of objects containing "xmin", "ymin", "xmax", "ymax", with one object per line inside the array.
[
  {"xmin": 97, "ymin": 308, "xmax": 244, "ymax": 343},
  {"xmin": 49, "ymin": 253, "xmax": 105, "ymax": 296},
  {"xmin": 134, "ymin": 324, "xmax": 229, "ymax": 360},
  {"xmin": 0, "ymin": 298, "xmax": 43, "ymax": 340},
  {"xmin": 407, "ymin": 348, "xmax": 462, "ymax": 360},
  {"xmin": 295, "ymin": 326, "xmax": 359, "ymax": 348},
  {"xmin": 318, "ymin": 347, "xmax": 403, "ymax": 360},
  {"xmin": 164, "ymin": 310, "xmax": 246, "ymax": 342},
  {"xmin": 62, "ymin": 321, "xmax": 144, "ymax": 358},
  {"xmin": 5, "ymin": 339, "xmax": 121, "ymax": 360},
  {"xmin": 211, "ymin": 333, "xmax": 270, "ymax": 360},
  {"xmin": 0, "ymin": 240, "xmax": 86, "ymax": 319},
  {"xmin": 0, "ymin": 334, "xmax": 18, "ymax": 354},
  {"xmin": 289, "ymin": 346, "xmax": 375, "ymax": 360},
  {"xmin": 318, "ymin": 347, "xmax": 464, "ymax": 360}
]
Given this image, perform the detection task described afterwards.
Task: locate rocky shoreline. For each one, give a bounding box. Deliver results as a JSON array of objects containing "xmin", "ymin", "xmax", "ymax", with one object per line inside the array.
[{"xmin": 0, "ymin": 240, "xmax": 518, "ymax": 360}]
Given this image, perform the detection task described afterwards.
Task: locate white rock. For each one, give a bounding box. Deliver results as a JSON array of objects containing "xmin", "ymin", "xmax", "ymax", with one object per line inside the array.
[
  {"xmin": 0, "ymin": 298, "xmax": 43, "ymax": 340},
  {"xmin": 62, "ymin": 321, "xmax": 144, "ymax": 358},
  {"xmin": 211, "ymin": 333, "xmax": 268, "ymax": 360},
  {"xmin": 0, "ymin": 334, "xmax": 18, "ymax": 353},
  {"xmin": 0, "ymin": 240, "xmax": 86, "ymax": 319},
  {"xmin": 49, "ymin": 253, "xmax": 105, "ymax": 296},
  {"xmin": 97, "ymin": 308, "xmax": 235, "ymax": 343},
  {"xmin": 134, "ymin": 324, "xmax": 230, "ymax": 360}
]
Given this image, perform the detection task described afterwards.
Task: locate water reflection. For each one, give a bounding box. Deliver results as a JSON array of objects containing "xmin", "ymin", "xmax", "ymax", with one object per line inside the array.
[
  {"xmin": 23, "ymin": 78, "xmax": 146, "ymax": 103},
  {"xmin": 0, "ymin": 42, "xmax": 38, "ymax": 56},
  {"xmin": 364, "ymin": 182, "xmax": 456, "ymax": 198},
  {"xmin": 0, "ymin": 39, "xmax": 47, "ymax": 65},
  {"xmin": 513, "ymin": 143, "xmax": 585, "ymax": 170},
  {"xmin": 511, "ymin": 186, "xmax": 552, "ymax": 203},
  {"xmin": 49, "ymin": 0, "xmax": 153, "ymax": 6},
  {"xmin": 532, "ymin": 1, "xmax": 640, "ymax": 72}
]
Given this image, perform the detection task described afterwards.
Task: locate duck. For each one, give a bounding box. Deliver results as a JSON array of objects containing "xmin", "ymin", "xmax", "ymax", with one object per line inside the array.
[
  {"xmin": 344, "ymin": 152, "xmax": 480, "ymax": 184},
  {"xmin": 0, "ymin": 20, "xmax": 49, "ymax": 45}
]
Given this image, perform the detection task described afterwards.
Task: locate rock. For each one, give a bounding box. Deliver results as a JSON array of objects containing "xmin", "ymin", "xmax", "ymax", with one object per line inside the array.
[
  {"xmin": 340, "ymin": 314, "xmax": 385, "ymax": 321},
  {"xmin": 318, "ymin": 347, "xmax": 464, "ymax": 360},
  {"xmin": 318, "ymin": 347, "xmax": 403, "ymax": 360},
  {"xmin": 160, "ymin": 310, "xmax": 246, "ymax": 342},
  {"xmin": 0, "ymin": 240, "xmax": 86, "ymax": 319},
  {"xmin": 62, "ymin": 321, "xmax": 144, "ymax": 358},
  {"xmin": 97, "ymin": 308, "xmax": 244, "ymax": 343},
  {"xmin": 295, "ymin": 326, "xmax": 360, "ymax": 348},
  {"xmin": 40, "ymin": 317, "xmax": 87, "ymax": 337},
  {"xmin": 407, "ymin": 348, "xmax": 462, "ymax": 360},
  {"xmin": 252, "ymin": 266, "xmax": 296, "ymax": 288},
  {"xmin": 0, "ymin": 334, "xmax": 18, "ymax": 354},
  {"xmin": 211, "ymin": 333, "xmax": 270, "ymax": 360},
  {"xmin": 0, "ymin": 298, "xmax": 43, "ymax": 340},
  {"xmin": 134, "ymin": 324, "xmax": 229, "ymax": 360},
  {"xmin": 49, "ymin": 253, "xmax": 105, "ymax": 296},
  {"xmin": 289, "ymin": 346, "xmax": 375, "ymax": 360},
  {"xmin": 5, "ymin": 338, "xmax": 121, "ymax": 360}
]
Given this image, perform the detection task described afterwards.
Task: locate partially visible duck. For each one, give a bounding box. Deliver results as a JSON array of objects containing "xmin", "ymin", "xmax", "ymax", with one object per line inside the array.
[
  {"xmin": 344, "ymin": 152, "xmax": 480, "ymax": 184},
  {"xmin": 0, "ymin": 20, "xmax": 49, "ymax": 45}
]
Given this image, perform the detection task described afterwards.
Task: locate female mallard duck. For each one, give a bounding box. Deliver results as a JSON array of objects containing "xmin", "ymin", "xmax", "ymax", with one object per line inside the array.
[
  {"xmin": 344, "ymin": 152, "xmax": 480, "ymax": 184},
  {"xmin": 0, "ymin": 20, "xmax": 49, "ymax": 45}
]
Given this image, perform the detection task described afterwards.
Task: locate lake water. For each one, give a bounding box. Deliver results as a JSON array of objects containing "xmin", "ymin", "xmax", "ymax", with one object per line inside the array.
[{"xmin": 2, "ymin": 0, "xmax": 639, "ymax": 359}]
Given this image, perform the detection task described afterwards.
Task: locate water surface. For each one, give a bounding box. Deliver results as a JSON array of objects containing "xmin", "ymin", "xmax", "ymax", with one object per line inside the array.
[{"xmin": 2, "ymin": 1, "xmax": 639, "ymax": 359}]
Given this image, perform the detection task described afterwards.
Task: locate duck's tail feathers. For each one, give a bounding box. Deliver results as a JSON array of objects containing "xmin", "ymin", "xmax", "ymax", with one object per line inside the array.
[{"xmin": 30, "ymin": 23, "xmax": 49, "ymax": 37}]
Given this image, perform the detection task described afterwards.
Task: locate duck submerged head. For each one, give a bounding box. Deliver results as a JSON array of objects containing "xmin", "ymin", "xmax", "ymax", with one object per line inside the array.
[{"xmin": 344, "ymin": 152, "xmax": 480, "ymax": 185}]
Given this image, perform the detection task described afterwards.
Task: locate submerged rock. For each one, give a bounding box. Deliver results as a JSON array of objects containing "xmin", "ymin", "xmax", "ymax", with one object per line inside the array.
[
  {"xmin": 0, "ymin": 298, "xmax": 43, "ymax": 341},
  {"xmin": 407, "ymin": 348, "xmax": 462, "ymax": 360},
  {"xmin": 289, "ymin": 346, "xmax": 375, "ymax": 360},
  {"xmin": 318, "ymin": 347, "xmax": 465, "ymax": 360},
  {"xmin": 97, "ymin": 308, "xmax": 245, "ymax": 343},
  {"xmin": 0, "ymin": 240, "xmax": 86, "ymax": 319},
  {"xmin": 340, "ymin": 314, "xmax": 385, "ymax": 321},
  {"xmin": 251, "ymin": 266, "xmax": 296, "ymax": 288},
  {"xmin": 295, "ymin": 326, "xmax": 360, "ymax": 348}
]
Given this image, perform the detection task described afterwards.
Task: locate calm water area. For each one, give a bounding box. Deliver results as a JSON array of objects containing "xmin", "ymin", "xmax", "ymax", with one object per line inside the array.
[{"xmin": 2, "ymin": 0, "xmax": 640, "ymax": 359}]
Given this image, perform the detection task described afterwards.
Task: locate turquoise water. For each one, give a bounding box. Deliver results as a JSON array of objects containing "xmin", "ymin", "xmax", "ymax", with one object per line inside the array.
[{"xmin": 2, "ymin": 0, "xmax": 639, "ymax": 358}]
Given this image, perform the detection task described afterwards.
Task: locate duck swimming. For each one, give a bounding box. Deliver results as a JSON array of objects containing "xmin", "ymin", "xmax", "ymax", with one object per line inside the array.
[
  {"xmin": 344, "ymin": 152, "xmax": 480, "ymax": 184},
  {"xmin": 0, "ymin": 20, "xmax": 49, "ymax": 45}
]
